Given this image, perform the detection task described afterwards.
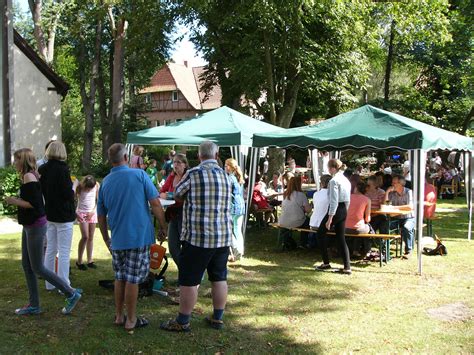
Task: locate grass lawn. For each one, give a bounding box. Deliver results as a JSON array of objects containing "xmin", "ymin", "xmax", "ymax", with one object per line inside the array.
[{"xmin": 0, "ymin": 198, "xmax": 473, "ymax": 353}]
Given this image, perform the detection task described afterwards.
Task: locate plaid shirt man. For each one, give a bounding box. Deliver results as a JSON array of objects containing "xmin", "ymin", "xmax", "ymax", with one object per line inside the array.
[
  {"xmin": 175, "ymin": 159, "xmax": 232, "ymax": 248},
  {"xmin": 388, "ymin": 187, "xmax": 414, "ymax": 219}
]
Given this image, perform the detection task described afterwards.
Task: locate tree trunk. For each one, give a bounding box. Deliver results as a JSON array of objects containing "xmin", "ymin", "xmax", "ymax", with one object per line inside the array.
[
  {"xmin": 110, "ymin": 17, "xmax": 127, "ymax": 144},
  {"xmin": 79, "ymin": 20, "xmax": 102, "ymax": 172},
  {"xmin": 267, "ymin": 148, "xmax": 285, "ymax": 179},
  {"xmin": 97, "ymin": 51, "xmax": 110, "ymax": 162},
  {"xmin": 45, "ymin": 10, "xmax": 61, "ymax": 64},
  {"xmin": 383, "ymin": 20, "xmax": 396, "ymax": 108},
  {"xmin": 127, "ymin": 63, "xmax": 137, "ymax": 129},
  {"xmin": 277, "ymin": 74, "xmax": 302, "ymax": 128},
  {"xmin": 28, "ymin": 0, "xmax": 47, "ymax": 62},
  {"xmin": 461, "ymin": 105, "xmax": 474, "ymax": 135},
  {"xmin": 264, "ymin": 31, "xmax": 277, "ymax": 125}
]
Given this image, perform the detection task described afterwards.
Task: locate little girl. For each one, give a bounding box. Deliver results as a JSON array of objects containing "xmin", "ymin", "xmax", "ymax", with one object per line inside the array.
[{"xmin": 74, "ymin": 175, "xmax": 99, "ymax": 270}]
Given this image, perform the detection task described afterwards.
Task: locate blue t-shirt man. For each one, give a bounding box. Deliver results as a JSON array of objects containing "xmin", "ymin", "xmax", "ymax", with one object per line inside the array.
[{"xmin": 97, "ymin": 165, "xmax": 158, "ymax": 250}]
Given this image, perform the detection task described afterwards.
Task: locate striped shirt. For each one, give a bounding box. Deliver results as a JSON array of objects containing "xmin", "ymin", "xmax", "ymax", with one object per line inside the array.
[
  {"xmin": 175, "ymin": 159, "xmax": 232, "ymax": 248},
  {"xmin": 388, "ymin": 187, "xmax": 413, "ymax": 219}
]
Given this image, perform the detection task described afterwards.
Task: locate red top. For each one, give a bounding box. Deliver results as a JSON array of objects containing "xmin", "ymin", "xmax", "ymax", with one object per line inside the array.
[
  {"xmin": 346, "ymin": 194, "xmax": 370, "ymax": 229},
  {"xmin": 252, "ymin": 183, "xmax": 270, "ymax": 209},
  {"xmin": 160, "ymin": 172, "xmax": 183, "ymax": 208},
  {"xmin": 424, "ymin": 183, "xmax": 437, "ymax": 219}
]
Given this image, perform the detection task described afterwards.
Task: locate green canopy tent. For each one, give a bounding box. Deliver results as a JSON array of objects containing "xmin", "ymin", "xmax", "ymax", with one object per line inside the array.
[
  {"xmin": 127, "ymin": 106, "xmax": 283, "ymax": 147},
  {"xmin": 126, "ymin": 106, "xmax": 284, "ymax": 252},
  {"xmin": 252, "ymin": 105, "xmax": 473, "ymax": 274}
]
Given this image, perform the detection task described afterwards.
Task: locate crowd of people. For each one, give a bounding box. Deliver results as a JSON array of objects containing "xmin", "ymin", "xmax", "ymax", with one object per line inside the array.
[
  {"xmin": 5, "ymin": 140, "xmax": 450, "ymax": 331},
  {"xmin": 254, "ymin": 153, "xmax": 445, "ymax": 274},
  {"xmin": 6, "ymin": 140, "xmax": 244, "ymax": 333}
]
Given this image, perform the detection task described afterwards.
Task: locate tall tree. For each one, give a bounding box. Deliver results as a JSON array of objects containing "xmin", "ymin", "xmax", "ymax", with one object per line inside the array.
[
  {"xmin": 383, "ymin": 0, "xmax": 473, "ymax": 134},
  {"xmin": 28, "ymin": 0, "xmax": 68, "ymax": 64},
  {"xmin": 181, "ymin": 0, "xmax": 372, "ymax": 128},
  {"xmin": 97, "ymin": 0, "xmax": 172, "ymax": 159},
  {"xmin": 370, "ymin": 0, "xmax": 451, "ymax": 107}
]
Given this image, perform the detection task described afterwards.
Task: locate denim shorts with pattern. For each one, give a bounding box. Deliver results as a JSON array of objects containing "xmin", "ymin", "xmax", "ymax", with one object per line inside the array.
[{"xmin": 112, "ymin": 246, "xmax": 150, "ymax": 284}]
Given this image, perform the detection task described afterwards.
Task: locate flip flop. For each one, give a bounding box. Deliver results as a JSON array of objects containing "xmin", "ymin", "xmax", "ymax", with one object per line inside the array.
[
  {"xmin": 125, "ymin": 316, "xmax": 149, "ymax": 331},
  {"xmin": 114, "ymin": 315, "xmax": 126, "ymax": 326}
]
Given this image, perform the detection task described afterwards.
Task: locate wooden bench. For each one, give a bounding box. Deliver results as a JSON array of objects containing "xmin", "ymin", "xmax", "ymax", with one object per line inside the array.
[
  {"xmin": 270, "ymin": 224, "xmax": 401, "ymax": 267},
  {"xmin": 250, "ymin": 208, "xmax": 275, "ymax": 229}
]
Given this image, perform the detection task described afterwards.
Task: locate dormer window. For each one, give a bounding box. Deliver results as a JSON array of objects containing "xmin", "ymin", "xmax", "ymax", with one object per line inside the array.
[{"xmin": 172, "ymin": 90, "xmax": 179, "ymax": 102}]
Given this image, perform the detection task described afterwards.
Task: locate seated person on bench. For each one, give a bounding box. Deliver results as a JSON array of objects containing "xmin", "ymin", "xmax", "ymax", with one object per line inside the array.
[
  {"xmin": 384, "ymin": 175, "xmax": 415, "ymax": 258},
  {"xmin": 346, "ymin": 181, "xmax": 373, "ymax": 257},
  {"xmin": 279, "ymin": 175, "xmax": 312, "ymax": 248},
  {"xmin": 251, "ymin": 174, "xmax": 274, "ymax": 224},
  {"xmin": 365, "ymin": 175, "xmax": 388, "ymax": 234},
  {"xmin": 424, "ymin": 176, "xmax": 437, "ymax": 219}
]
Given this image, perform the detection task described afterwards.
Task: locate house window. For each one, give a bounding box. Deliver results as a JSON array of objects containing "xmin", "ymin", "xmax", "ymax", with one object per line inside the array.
[
  {"xmin": 171, "ymin": 90, "xmax": 179, "ymax": 102},
  {"xmin": 145, "ymin": 93, "xmax": 151, "ymax": 104}
]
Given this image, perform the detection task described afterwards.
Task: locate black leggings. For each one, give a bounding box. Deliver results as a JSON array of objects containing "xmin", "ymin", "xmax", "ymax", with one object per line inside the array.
[{"xmin": 317, "ymin": 203, "xmax": 351, "ymax": 270}]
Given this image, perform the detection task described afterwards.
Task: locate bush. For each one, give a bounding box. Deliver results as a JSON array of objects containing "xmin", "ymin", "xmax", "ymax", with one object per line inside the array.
[{"xmin": 0, "ymin": 166, "xmax": 21, "ymax": 215}]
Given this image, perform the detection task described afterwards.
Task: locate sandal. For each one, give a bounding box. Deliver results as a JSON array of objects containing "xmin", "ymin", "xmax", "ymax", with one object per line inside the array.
[
  {"xmin": 160, "ymin": 319, "xmax": 191, "ymax": 332},
  {"xmin": 87, "ymin": 262, "xmax": 97, "ymax": 269},
  {"xmin": 125, "ymin": 316, "xmax": 149, "ymax": 331},
  {"xmin": 76, "ymin": 262, "xmax": 87, "ymax": 271},
  {"xmin": 114, "ymin": 315, "xmax": 126, "ymax": 326},
  {"xmin": 205, "ymin": 316, "xmax": 224, "ymax": 330}
]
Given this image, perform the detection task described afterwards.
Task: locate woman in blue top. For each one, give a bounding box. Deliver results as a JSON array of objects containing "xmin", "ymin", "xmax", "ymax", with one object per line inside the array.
[{"xmin": 225, "ymin": 158, "xmax": 245, "ymax": 261}]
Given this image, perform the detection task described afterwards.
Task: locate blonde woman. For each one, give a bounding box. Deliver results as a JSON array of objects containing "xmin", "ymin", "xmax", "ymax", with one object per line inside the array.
[
  {"xmin": 225, "ymin": 158, "xmax": 245, "ymax": 261},
  {"xmin": 5, "ymin": 148, "xmax": 81, "ymax": 315},
  {"xmin": 39, "ymin": 141, "xmax": 76, "ymax": 290},
  {"xmin": 315, "ymin": 159, "xmax": 352, "ymax": 274},
  {"xmin": 130, "ymin": 145, "xmax": 145, "ymax": 169}
]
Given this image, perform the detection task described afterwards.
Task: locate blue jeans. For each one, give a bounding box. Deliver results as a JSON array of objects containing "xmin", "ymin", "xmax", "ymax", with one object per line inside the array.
[
  {"xmin": 231, "ymin": 214, "xmax": 244, "ymax": 256},
  {"xmin": 22, "ymin": 226, "xmax": 74, "ymax": 307},
  {"xmin": 390, "ymin": 218, "xmax": 415, "ymax": 253}
]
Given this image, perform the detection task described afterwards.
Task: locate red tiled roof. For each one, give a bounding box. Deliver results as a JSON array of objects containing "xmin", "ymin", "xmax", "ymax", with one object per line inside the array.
[
  {"xmin": 150, "ymin": 65, "xmax": 176, "ymax": 88},
  {"xmin": 141, "ymin": 62, "xmax": 222, "ymax": 110},
  {"xmin": 193, "ymin": 66, "xmax": 222, "ymax": 110}
]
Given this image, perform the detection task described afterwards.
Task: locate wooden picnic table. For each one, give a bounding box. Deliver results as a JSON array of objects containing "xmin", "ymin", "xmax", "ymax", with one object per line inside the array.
[{"xmin": 371, "ymin": 207, "xmax": 413, "ymax": 261}]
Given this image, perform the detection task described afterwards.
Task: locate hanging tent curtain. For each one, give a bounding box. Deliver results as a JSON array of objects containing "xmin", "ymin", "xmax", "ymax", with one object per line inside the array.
[
  {"xmin": 243, "ymin": 148, "xmax": 260, "ymax": 236},
  {"xmin": 252, "ymin": 105, "xmax": 472, "ymax": 275},
  {"xmin": 465, "ymin": 152, "xmax": 473, "ymax": 241},
  {"xmin": 412, "ymin": 149, "xmax": 426, "ymax": 274}
]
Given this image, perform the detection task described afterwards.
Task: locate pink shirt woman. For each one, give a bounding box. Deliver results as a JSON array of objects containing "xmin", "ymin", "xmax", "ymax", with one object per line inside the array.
[{"xmin": 346, "ymin": 186, "xmax": 371, "ymax": 234}]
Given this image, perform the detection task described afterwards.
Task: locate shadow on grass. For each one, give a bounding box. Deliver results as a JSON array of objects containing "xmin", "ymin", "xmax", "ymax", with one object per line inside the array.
[{"xmin": 0, "ymin": 233, "xmax": 331, "ymax": 353}]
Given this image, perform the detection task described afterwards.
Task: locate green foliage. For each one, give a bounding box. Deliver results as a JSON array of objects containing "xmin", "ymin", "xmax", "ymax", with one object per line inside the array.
[
  {"xmin": 53, "ymin": 45, "xmax": 84, "ymax": 174},
  {"xmin": 181, "ymin": 0, "xmax": 374, "ymax": 127},
  {"xmin": 0, "ymin": 167, "xmax": 21, "ymax": 215},
  {"xmin": 89, "ymin": 152, "xmax": 111, "ymax": 179},
  {"xmin": 370, "ymin": 0, "xmax": 473, "ymax": 134}
]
